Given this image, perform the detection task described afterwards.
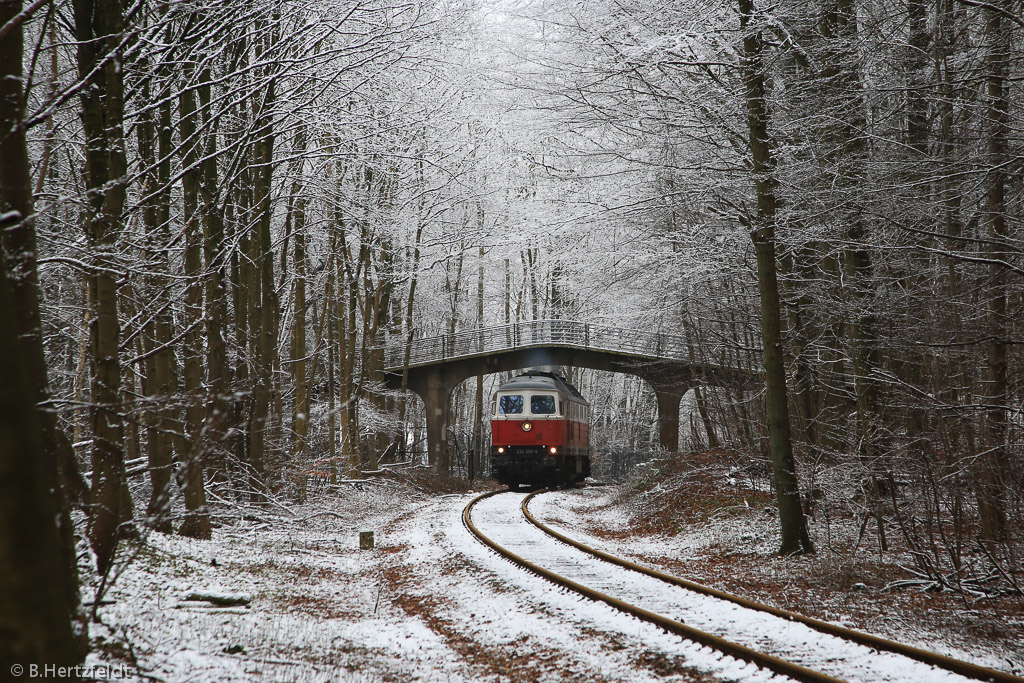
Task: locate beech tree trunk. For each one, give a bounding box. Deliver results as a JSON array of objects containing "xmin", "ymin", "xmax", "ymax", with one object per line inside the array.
[
  {"xmin": 0, "ymin": 253, "xmax": 83, "ymax": 679},
  {"xmin": 291, "ymin": 180, "xmax": 310, "ymax": 461},
  {"xmin": 198, "ymin": 67, "xmax": 229, "ymax": 483},
  {"xmin": 73, "ymin": 0, "xmax": 135, "ymax": 574},
  {"xmin": 248, "ymin": 22, "xmax": 280, "ymax": 499},
  {"xmin": 472, "ymin": 243, "xmax": 485, "ymax": 480},
  {"xmin": 177, "ymin": 77, "xmax": 211, "ymax": 539},
  {"xmin": 977, "ymin": 0, "xmax": 1011, "ymax": 543},
  {"xmin": 738, "ymin": 0, "xmax": 813, "ymax": 555},
  {"xmin": 0, "ymin": 1, "xmax": 85, "ymax": 666},
  {"xmin": 140, "ymin": 85, "xmax": 176, "ymax": 532}
]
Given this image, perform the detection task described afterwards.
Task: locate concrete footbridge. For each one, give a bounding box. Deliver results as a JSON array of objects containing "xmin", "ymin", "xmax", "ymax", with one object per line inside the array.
[{"xmin": 381, "ymin": 319, "xmax": 758, "ymax": 467}]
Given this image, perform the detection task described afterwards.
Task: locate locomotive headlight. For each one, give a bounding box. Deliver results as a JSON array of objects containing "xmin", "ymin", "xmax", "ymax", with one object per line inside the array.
[
  {"xmin": 549, "ymin": 446, "xmax": 557, "ymax": 454},
  {"xmin": 522, "ymin": 422, "xmax": 532, "ymax": 432},
  {"xmin": 497, "ymin": 447, "xmax": 505, "ymax": 454}
]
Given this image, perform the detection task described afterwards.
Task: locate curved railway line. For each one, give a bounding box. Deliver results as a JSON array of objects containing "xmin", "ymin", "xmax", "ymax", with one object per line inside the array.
[{"xmin": 463, "ymin": 489, "xmax": 1023, "ymax": 683}]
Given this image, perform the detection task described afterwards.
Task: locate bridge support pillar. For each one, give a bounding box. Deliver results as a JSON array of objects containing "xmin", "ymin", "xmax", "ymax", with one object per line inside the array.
[
  {"xmin": 652, "ymin": 386, "xmax": 687, "ymax": 453},
  {"xmin": 407, "ymin": 367, "xmax": 458, "ymax": 476}
]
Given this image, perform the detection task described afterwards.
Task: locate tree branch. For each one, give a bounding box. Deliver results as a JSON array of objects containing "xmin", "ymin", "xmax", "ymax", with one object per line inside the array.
[
  {"xmin": 0, "ymin": 0, "xmax": 50, "ymax": 42},
  {"xmin": 955, "ymin": 0, "xmax": 1024, "ymax": 30}
]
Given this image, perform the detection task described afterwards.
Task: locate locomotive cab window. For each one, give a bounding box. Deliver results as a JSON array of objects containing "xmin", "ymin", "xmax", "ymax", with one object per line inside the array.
[
  {"xmin": 531, "ymin": 394, "xmax": 556, "ymax": 415},
  {"xmin": 498, "ymin": 395, "xmax": 524, "ymax": 414}
]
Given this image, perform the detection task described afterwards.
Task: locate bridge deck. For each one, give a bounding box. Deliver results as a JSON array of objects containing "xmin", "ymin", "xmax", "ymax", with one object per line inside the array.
[{"xmin": 384, "ymin": 319, "xmax": 713, "ymax": 372}]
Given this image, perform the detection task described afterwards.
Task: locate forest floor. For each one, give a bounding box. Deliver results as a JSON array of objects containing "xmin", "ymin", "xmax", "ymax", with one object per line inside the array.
[
  {"xmin": 81, "ymin": 461, "xmax": 1024, "ymax": 682},
  {"xmin": 533, "ymin": 452, "xmax": 1024, "ymax": 676}
]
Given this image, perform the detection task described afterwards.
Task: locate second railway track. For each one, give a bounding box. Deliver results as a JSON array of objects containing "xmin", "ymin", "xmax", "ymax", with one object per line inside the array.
[{"xmin": 463, "ymin": 489, "xmax": 1022, "ymax": 683}]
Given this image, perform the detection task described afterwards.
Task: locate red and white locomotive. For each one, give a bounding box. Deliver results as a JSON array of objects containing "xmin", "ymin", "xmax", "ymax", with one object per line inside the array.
[{"xmin": 490, "ymin": 371, "xmax": 591, "ymax": 488}]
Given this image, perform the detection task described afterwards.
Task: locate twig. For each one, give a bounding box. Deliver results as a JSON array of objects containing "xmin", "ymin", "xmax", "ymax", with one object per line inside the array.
[
  {"xmin": 374, "ymin": 574, "xmax": 385, "ymax": 614},
  {"xmin": 977, "ymin": 541, "xmax": 1024, "ymax": 601},
  {"xmin": 290, "ymin": 511, "xmax": 351, "ymax": 524}
]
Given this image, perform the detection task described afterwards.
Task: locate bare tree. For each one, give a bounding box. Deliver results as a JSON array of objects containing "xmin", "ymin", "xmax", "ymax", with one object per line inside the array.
[
  {"xmin": 737, "ymin": 0, "xmax": 813, "ymax": 555},
  {"xmin": 0, "ymin": 0, "xmax": 84, "ymax": 667},
  {"xmin": 72, "ymin": 0, "xmax": 136, "ymax": 574}
]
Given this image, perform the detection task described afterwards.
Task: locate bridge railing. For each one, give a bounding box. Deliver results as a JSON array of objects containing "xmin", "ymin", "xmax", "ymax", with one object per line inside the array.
[{"xmin": 382, "ymin": 319, "xmax": 700, "ymax": 370}]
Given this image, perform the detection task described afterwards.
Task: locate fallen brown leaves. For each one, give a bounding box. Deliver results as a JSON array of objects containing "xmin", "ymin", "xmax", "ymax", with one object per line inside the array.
[{"xmin": 382, "ymin": 565, "xmax": 602, "ymax": 683}]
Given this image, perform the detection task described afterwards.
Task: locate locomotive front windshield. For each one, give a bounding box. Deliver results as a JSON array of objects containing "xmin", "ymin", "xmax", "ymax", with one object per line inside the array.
[
  {"xmin": 499, "ymin": 395, "xmax": 524, "ymax": 414},
  {"xmin": 531, "ymin": 395, "xmax": 556, "ymax": 414},
  {"xmin": 497, "ymin": 393, "xmax": 559, "ymax": 415}
]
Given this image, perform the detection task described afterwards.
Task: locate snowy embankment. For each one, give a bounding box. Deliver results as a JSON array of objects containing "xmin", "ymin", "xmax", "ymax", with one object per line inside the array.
[
  {"xmin": 531, "ymin": 487, "xmax": 1024, "ymax": 678},
  {"xmin": 87, "ymin": 476, "xmax": 472, "ymax": 682},
  {"xmin": 85, "ymin": 476, "xmax": 718, "ymax": 682},
  {"xmin": 83, "ymin": 475, "xmax": 1022, "ymax": 682}
]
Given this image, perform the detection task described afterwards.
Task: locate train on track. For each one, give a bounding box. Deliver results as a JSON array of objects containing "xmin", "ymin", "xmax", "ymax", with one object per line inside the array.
[{"xmin": 490, "ymin": 371, "xmax": 591, "ymax": 489}]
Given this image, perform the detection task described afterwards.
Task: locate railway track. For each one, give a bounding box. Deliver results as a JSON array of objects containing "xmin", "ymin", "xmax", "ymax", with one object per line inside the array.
[{"xmin": 463, "ymin": 489, "xmax": 1023, "ymax": 683}]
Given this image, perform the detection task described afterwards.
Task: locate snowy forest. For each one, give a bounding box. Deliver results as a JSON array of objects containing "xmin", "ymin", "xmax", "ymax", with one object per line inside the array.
[{"xmin": 2, "ymin": 0, "xmax": 1023, "ymax": 680}]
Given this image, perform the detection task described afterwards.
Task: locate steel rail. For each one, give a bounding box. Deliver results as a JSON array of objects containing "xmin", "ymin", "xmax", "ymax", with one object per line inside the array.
[
  {"xmin": 522, "ymin": 489, "xmax": 1024, "ymax": 683},
  {"xmin": 463, "ymin": 490, "xmax": 847, "ymax": 683}
]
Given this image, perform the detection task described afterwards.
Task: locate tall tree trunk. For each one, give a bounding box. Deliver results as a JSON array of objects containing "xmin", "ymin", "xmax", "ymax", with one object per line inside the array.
[
  {"xmin": 738, "ymin": 0, "xmax": 812, "ymax": 555},
  {"xmin": 905, "ymin": 0, "xmax": 931, "ymax": 155},
  {"xmin": 291, "ymin": 186, "xmax": 310, "ymax": 462},
  {"xmin": 777, "ymin": 244, "xmax": 821, "ymax": 450},
  {"xmin": 232, "ymin": 169, "xmax": 253, "ymax": 484},
  {"xmin": 339, "ymin": 224, "xmax": 361, "ymax": 476},
  {"xmin": 226, "ymin": 33, "xmax": 252, "ymax": 489},
  {"xmin": 139, "ymin": 68, "xmax": 176, "ymax": 532},
  {"xmin": 249, "ymin": 25, "xmax": 279, "ymax": 499},
  {"xmin": 198, "ymin": 68, "xmax": 229, "ymax": 484},
  {"xmin": 472, "ymin": 243, "xmax": 486, "ymax": 479},
  {"xmin": 0, "ymin": 1, "xmax": 86, "ymax": 664},
  {"xmin": 353, "ymin": 166, "xmax": 397, "ymax": 471},
  {"xmin": 177, "ymin": 79, "xmax": 210, "ymax": 539},
  {"xmin": 73, "ymin": 0, "xmax": 135, "ymax": 575},
  {"xmin": 342, "ymin": 277, "xmax": 359, "ymax": 476},
  {"xmin": 399, "ymin": 158, "xmax": 426, "ymax": 463},
  {"xmin": 0, "ymin": 255, "xmax": 83, "ymax": 679},
  {"xmin": 977, "ymin": 0, "xmax": 1011, "ymax": 543},
  {"xmin": 327, "ymin": 245, "xmax": 338, "ymax": 483},
  {"xmin": 934, "ymin": 0, "xmax": 974, "ymax": 528}
]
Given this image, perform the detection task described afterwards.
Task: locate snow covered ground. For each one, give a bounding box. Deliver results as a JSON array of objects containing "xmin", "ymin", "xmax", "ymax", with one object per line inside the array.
[
  {"xmin": 477, "ymin": 491, "xmax": 983, "ymax": 683},
  {"xmin": 82, "ymin": 473, "xmax": 1023, "ymax": 682},
  {"xmin": 87, "ymin": 475, "xmax": 477, "ymax": 682},
  {"xmin": 532, "ymin": 487, "xmax": 1024, "ymax": 676},
  {"xmin": 86, "ymin": 475, "xmax": 725, "ymax": 682}
]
